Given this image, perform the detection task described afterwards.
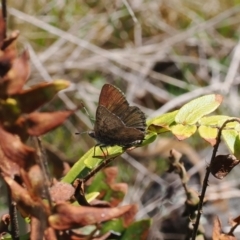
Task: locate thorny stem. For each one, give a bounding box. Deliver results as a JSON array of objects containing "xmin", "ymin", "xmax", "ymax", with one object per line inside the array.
[
  {"xmin": 7, "ymin": 185, "xmax": 19, "ymax": 240},
  {"xmin": 191, "ymin": 118, "xmax": 240, "ymax": 239}
]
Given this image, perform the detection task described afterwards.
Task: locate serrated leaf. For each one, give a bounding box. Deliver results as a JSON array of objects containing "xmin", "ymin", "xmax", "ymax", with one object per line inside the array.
[
  {"xmin": 222, "ymin": 130, "xmax": 240, "ymax": 159},
  {"xmin": 171, "ymin": 124, "xmax": 197, "ymax": 140},
  {"xmin": 147, "ymin": 110, "xmax": 178, "ymax": 133},
  {"xmin": 175, "ymin": 94, "xmax": 223, "ymax": 124},
  {"xmin": 198, "ymin": 125, "xmax": 218, "ymax": 146}
]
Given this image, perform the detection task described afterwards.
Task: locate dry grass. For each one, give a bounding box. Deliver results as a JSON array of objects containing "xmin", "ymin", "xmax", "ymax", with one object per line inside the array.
[{"xmin": 5, "ymin": 0, "xmax": 240, "ymax": 239}]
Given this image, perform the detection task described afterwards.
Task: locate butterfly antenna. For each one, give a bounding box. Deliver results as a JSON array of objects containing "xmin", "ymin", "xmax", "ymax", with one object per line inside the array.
[
  {"xmin": 75, "ymin": 101, "xmax": 95, "ymax": 135},
  {"xmin": 80, "ymin": 101, "xmax": 95, "ymax": 128}
]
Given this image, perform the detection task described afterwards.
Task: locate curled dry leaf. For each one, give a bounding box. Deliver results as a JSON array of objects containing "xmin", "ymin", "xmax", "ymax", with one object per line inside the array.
[
  {"xmin": 0, "ymin": 146, "xmax": 19, "ymax": 177},
  {"xmin": 4, "ymin": 50, "xmax": 30, "ymax": 95},
  {"xmin": 27, "ymin": 165, "xmax": 45, "ymax": 197},
  {"xmin": 49, "ymin": 182, "xmax": 75, "ymax": 203},
  {"xmin": 212, "ymin": 216, "xmax": 237, "ymax": 240},
  {"xmin": 0, "ymin": 214, "xmax": 10, "ymax": 234},
  {"xmin": 0, "ymin": 126, "xmax": 35, "ymax": 168},
  {"xmin": 210, "ymin": 154, "xmax": 240, "ymax": 179},
  {"xmin": 30, "ymin": 216, "xmax": 47, "ymax": 240},
  {"xmin": 4, "ymin": 176, "xmax": 49, "ymax": 218},
  {"xmin": 26, "ymin": 110, "xmax": 75, "ymax": 136},
  {"xmin": 87, "ymin": 167, "xmax": 128, "ymax": 207},
  {"xmin": 73, "ymin": 179, "xmax": 91, "ymax": 206},
  {"xmin": 44, "ymin": 227, "xmax": 57, "ymax": 240},
  {"xmin": 14, "ymin": 80, "xmax": 70, "ymax": 113},
  {"xmin": 49, "ymin": 203, "xmax": 135, "ymax": 230},
  {"xmin": 1, "ymin": 30, "xmax": 19, "ymax": 51}
]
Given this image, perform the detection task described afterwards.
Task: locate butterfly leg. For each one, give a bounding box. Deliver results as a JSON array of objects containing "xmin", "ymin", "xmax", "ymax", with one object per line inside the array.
[
  {"xmin": 99, "ymin": 145, "xmax": 108, "ymax": 158},
  {"xmin": 92, "ymin": 144, "xmax": 108, "ymax": 158}
]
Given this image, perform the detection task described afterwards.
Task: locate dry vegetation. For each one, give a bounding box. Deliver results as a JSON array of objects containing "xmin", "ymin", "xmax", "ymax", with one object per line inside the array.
[{"xmin": 2, "ymin": 0, "xmax": 240, "ymax": 239}]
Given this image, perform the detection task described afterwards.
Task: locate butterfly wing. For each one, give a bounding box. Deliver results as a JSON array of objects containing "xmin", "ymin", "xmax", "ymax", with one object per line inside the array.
[
  {"xmin": 99, "ymin": 84, "xmax": 129, "ymax": 117},
  {"xmin": 99, "ymin": 84, "xmax": 146, "ymax": 131},
  {"xmin": 94, "ymin": 106, "xmax": 144, "ymax": 146},
  {"xmin": 118, "ymin": 106, "xmax": 146, "ymax": 131}
]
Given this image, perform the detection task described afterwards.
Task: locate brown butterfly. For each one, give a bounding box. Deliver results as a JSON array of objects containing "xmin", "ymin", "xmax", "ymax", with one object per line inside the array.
[{"xmin": 88, "ymin": 84, "xmax": 146, "ymax": 156}]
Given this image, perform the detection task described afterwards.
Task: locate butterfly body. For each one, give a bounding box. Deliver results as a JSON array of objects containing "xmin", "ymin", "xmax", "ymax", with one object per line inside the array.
[{"xmin": 89, "ymin": 84, "xmax": 146, "ymax": 155}]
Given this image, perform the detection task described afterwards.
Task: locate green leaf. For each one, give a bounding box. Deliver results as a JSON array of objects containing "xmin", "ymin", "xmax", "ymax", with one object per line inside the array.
[
  {"xmin": 147, "ymin": 110, "xmax": 178, "ymax": 133},
  {"xmin": 62, "ymin": 132, "xmax": 156, "ymax": 184},
  {"xmin": 120, "ymin": 219, "xmax": 152, "ymax": 240},
  {"xmin": 198, "ymin": 125, "xmax": 218, "ymax": 146},
  {"xmin": 222, "ymin": 130, "xmax": 240, "ymax": 159},
  {"xmin": 198, "ymin": 115, "xmax": 231, "ymax": 126},
  {"xmin": 171, "ymin": 124, "xmax": 197, "ymax": 140},
  {"xmin": 101, "ymin": 219, "xmax": 124, "ymax": 234},
  {"xmin": 175, "ymin": 94, "xmax": 223, "ymax": 124},
  {"xmin": 86, "ymin": 192, "xmax": 100, "ymax": 202}
]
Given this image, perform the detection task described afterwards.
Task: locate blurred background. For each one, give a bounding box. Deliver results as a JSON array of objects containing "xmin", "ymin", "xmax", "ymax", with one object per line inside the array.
[{"xmin": 5, "ymin": 0, "xmax": 240, "ymax": 239}]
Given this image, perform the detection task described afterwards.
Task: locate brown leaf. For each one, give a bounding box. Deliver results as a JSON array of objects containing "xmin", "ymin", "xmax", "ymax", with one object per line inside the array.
[
  {"xmin": 4, "ymin": 50, "xmax": 30, "ymax": 95},
  {"xmin": 50, "ymin": 182, "xmax": 75, "ymax": 203},
  {"xmin": 14, "ymin": 80, "xmax": 70, "ymax": 113},
  {"xmin": 212, "ymin": 217, "xmax": 222, "ymax": 239},
  {"xmin": 4, "ymin": 176, "xmax": 49, "ymax": 218},
  {"xmin": 212, "ymin": 217, "xmax": 236, "ymax": 240},
  {"xmin": 103, "ymin": 167, "xmax": 118, "ymax": 185},
  {"xmin": 122, "ymin": 204, "xmax": 138, "ymax": 227},
  {"xmin": 0, "ymin": 10, "xmax": 6, "ymax": 45},
  {"xmin": 30, "ymin": 216, "xmax": 46, "ymax": 240},
  {"xmin": 0, "ymin": 214, "xmax": 10, "ymax": 234},
  {"xmin": 0, "ymin": 126, "xmax": 35, "ymax": 168},
  {"xmin": 233, "ymin": 215, "xmax": 240, "ymax": 224},
  {"xmin": 21, "ymin": 165, "xmax": 45, "ymax": 197},
  {"xmin": 44, "ymin": 143, "xmax": 71, "ymax": 178},
  {"xmin": 1, "ymin": 30, "xmax": 19, "ymax": 51},
  {"xmin": 211, "ymin": 154, "xmax": 240, "ymax": 179},
  {"xmin": 44, "ymin": 227, "xmax": 58, "ymax": 240},
  {"xmin": 0, "ymin": 146, "xmax": 20, "ymax": 177},
  {"xmin": 49, "ymin": 203, "xmax": 135, "ymax": 230},
  {"xmin": 26, "ymin": 110, "xmax": 75, "ymax": 136},
  {"xmin": 73, "ymin": 179, "xmax": 91, "ymax": 206}
]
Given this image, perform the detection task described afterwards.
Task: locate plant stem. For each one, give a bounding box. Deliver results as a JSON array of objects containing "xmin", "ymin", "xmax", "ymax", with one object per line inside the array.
[{"xmin": 191, "ymin": 118, "xmax": 240, "ymax": 239}]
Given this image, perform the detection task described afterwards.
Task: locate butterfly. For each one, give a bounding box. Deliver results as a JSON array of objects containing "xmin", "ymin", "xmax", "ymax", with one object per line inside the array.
[{"xmin": 88, "ymin": 84, "xmax": 146, "ymax": 157}]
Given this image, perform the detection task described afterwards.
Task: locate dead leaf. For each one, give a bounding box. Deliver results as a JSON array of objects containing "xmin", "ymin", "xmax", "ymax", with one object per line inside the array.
[
  {"xmin": 0, "ymin": 126, "xmax": 35, "ymax": 168},
  {"xmin": 210, "ymin": 155, "xmax": 240, "ymax": 179},
  {"xmin": 50, "ymin": 182, "xmax": 75, "ymax": 203},
  {"xmin": 26, "ymin": 110, "xmax": 75, "ymax": 136},
  {"xmin": 14, "ymin": 80, "xmax": 70, "ymax": 113},
  {"xmin": 4, "ymin": 50, "xmax": 30, "ymax": 95},
  {"xmin": 4, "ymin": 176, "xmax": 49, "ymax": 219},
  {"xmin": 49, "ymin": 203, "xmax": 135, "ymax": 230},
  {"xmin": 212, "ymin": 217, "xmax": 236, "ymax": 240}
]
